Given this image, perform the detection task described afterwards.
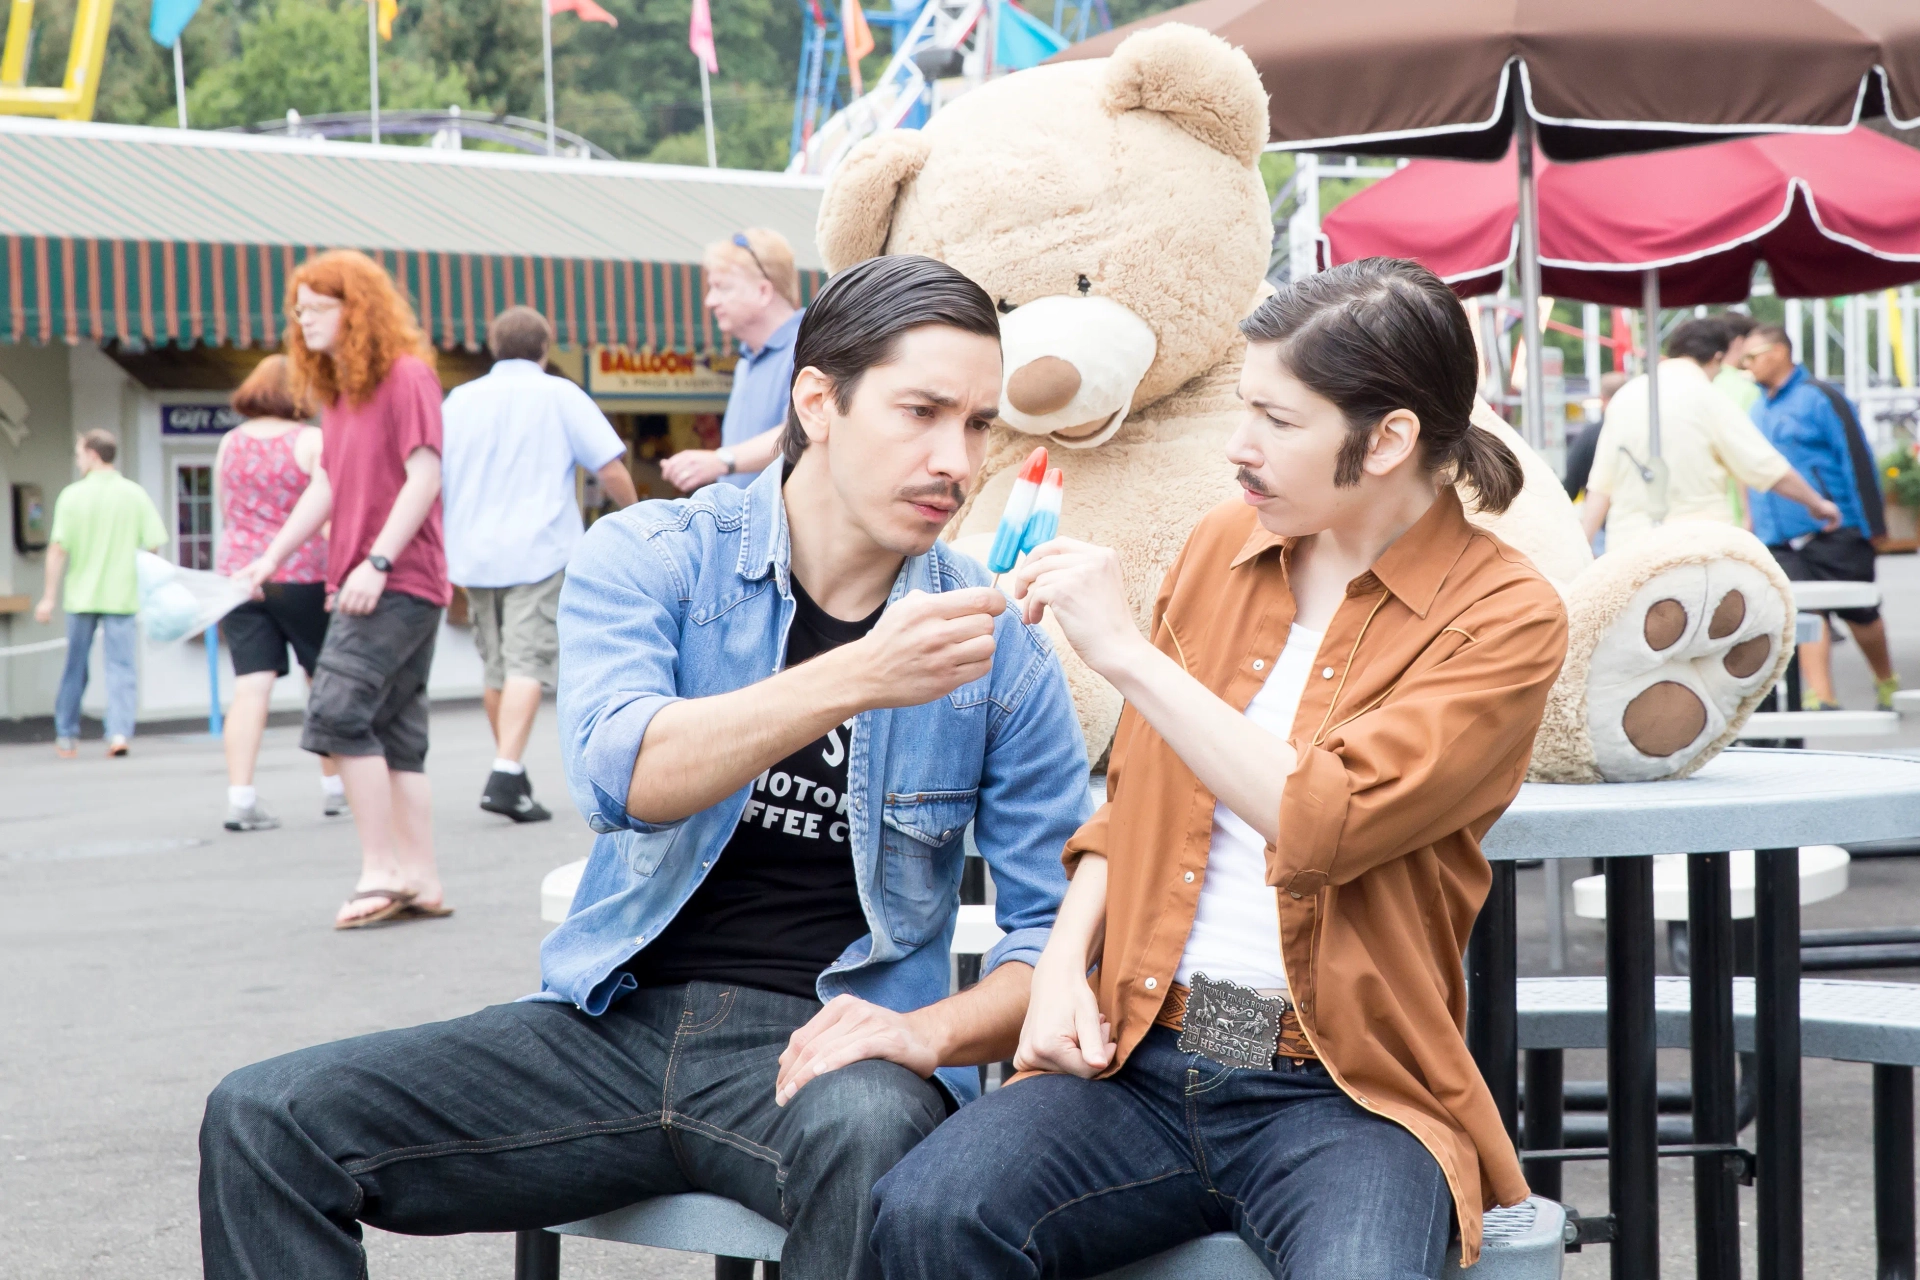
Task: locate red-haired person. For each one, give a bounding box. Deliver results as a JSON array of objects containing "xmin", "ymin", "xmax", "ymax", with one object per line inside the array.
[
  {"xmin": 217, "ymin": 354, "xmax": 344, "ymax": 831},
  {"xmin": 240, "ymin": 251, "xmax": 453, "ymax": 929}
]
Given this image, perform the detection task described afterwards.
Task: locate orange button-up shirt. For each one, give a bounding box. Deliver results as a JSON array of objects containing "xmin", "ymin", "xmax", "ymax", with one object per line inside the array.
[{"xmin": 1063, "ymin": 486, "xmax": 1567, "ymax": 1266}]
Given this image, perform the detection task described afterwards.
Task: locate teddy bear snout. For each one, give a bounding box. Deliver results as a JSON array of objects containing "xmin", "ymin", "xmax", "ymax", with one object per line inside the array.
[{"xmin": 995, "ymin": 294, "xmax": 1159, "ymax": 449}]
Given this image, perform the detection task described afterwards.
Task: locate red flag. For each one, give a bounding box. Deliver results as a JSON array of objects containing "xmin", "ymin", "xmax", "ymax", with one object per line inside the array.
[
  {"xmin": 549, "ymin": 0, "xmax": 618, "ymax": 25},
  {"xmin": 841, "ymin": 0, "xmax": 873, "ymax": 95},
  {"xmin": 688, "ymin": 0, "xmax": 717, "ymax": 73}
]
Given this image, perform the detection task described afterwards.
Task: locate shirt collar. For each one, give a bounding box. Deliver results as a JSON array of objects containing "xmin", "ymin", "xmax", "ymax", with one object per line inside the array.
[
  {"xmin": 489, "ymin": 358, "xmax": 548, "ymax": 377},
  {"xmin": 1765, "ymin": 363, "xmax": 1809, "ymax": 404},
  {"xmin": 1659, "ymin": 357, "xmax": 1710, "ymax": 385},
  {"xmin": 743, "ymin": 309, "xmax": 804, "ymax": 360},
  {"xmin": 737, "ymin": 460, "xmax": 792, "ymax": 583},
  {"xmin": 1229, "ymin": 484, "xmax": 1474, "ymax": 620}
]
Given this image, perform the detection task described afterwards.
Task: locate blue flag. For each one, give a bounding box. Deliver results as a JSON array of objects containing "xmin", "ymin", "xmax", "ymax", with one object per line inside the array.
[{"xmin": 150, "ymin": 0, "xmax": 203, "ymax": 47}]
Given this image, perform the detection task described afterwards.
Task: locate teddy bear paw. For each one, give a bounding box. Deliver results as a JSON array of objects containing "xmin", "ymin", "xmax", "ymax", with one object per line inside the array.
[{"xmin": 1584, "ymin": 558, "xmax": 1789, "ymax": 782}]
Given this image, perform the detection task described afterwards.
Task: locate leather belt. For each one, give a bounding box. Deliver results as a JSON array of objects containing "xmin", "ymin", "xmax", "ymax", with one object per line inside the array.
[{"xmin": 1155, "ymin": 978, "xmax": 1317, "ymax": 1063}]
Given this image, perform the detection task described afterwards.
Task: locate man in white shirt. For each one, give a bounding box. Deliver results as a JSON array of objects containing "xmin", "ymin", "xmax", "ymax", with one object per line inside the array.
[
  {"xmin": 1582, "ymin": 317, "xmax": 1837, "ymax": 543},
  {"xmin": 441, "ymin": 307, "xmax": 638, "ymax": 820}
]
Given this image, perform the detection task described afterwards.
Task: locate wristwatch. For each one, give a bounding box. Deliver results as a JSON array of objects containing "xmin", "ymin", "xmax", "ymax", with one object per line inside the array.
[
  {"xmin": 367, "ymin": 554, "xmax": 393, "ymax": 573},
  {"xmin": 716, "ymin": 447, "xmax": 738, "ymax": 475}
]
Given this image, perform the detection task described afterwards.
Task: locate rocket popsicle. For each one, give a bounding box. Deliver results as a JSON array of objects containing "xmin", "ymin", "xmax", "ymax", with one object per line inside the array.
[
  {"xmin": 987, "ymin": 446, "xmax": 1048, "ymax": 573},
  {"xmin": 1018, "ymin": 467, "xmax": 1064, "ymax": 555}
]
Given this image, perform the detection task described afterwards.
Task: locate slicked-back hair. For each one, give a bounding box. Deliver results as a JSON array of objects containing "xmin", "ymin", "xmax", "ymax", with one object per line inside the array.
[
  {"xmin": 781, "ymin": 255, "xmax": 1000, "ymax": 465},
  {"xmin": 1665, "ymin": 317, "xmax": 1732, "ymax": 363},
  {"xmin": 1240, "ymin": 257, "xmax": 1524, "ymax": 513}
]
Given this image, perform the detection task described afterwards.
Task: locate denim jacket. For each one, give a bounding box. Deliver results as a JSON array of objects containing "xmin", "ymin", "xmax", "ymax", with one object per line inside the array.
[{"xmin": 540, "ymin": 464, "xmax": 1090, "ymax": 1104}]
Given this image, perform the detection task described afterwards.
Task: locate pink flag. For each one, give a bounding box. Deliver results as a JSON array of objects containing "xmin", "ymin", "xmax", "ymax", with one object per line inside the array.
[
  {"xmin": 549, "ymin": 0, "xmax": 618, "ymax": 23},
  {"xmin": 688, "ymin": 0, "xmax": 718, "ymax": 74}
]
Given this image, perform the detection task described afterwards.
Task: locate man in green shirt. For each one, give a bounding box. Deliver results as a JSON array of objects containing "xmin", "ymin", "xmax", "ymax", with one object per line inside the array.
[{"xmin": 34, "ymin": 429, "xmax": 168, "ymax": 758}]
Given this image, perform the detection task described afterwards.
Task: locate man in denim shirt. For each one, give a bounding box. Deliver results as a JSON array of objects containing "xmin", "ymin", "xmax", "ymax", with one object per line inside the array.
[{"xmin": 198, "ymin": 256, "xmax": 1089, "ymax": 1280}]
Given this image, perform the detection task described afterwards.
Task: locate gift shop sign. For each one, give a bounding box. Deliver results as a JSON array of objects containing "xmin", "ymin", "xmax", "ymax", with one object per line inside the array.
[
  {"xmin": 587, "ymin": 346, "xmax": 736, "ymax": 399},
  {"xmin": 161, "ymin": 404, "xmax": 246, "ymax": 436}
]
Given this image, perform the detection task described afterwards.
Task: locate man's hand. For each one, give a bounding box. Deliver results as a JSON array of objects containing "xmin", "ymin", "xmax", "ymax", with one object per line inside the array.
[
  {"xmin": 335, "ymin": 559, "xmax": 387, "ymax": 616},
  {"xmin": 661, "ymin": 449, "xmax": 729, "ymax": 493},
  {"xmin": 1013, "ymin": 956, "xmax": 1114, "ymax": 1078},
  {"xmin": 775, "ymin": 995, "xmax": 940, "ymax": 1106},
  {"xmin": 1809, "ymin": 494, "xmax": 1843, "ymax": 531},
  {"xmin": 1005, "ymin": 538, "xmax": 1143, "ymax": 678},
  {"xmin": 847, "ymin": 588, "xmax": 1003, "ymax": 708},
  {"xmin": 33, "ymin": 595, "xmax": 53, "ymax": 625}
]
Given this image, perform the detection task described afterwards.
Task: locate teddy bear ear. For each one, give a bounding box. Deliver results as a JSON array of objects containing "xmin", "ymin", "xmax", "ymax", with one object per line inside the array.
[
  {"xmin": 1100, "ymin": 23, "xmax": 1269, "ymax": 167},
  {"xmin": 815, "ymin": 130, "xmax": 935, "ymax": 273}
]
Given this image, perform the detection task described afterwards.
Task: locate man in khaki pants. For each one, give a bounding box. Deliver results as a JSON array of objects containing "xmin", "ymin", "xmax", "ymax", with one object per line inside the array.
[{"xmin": 441, "ymin": 307, "xmax": 637, "ymax": 820}]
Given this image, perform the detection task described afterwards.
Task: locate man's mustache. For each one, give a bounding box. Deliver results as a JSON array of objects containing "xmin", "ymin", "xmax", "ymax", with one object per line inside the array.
[
  {"xmin": 1235, "ymin": 467, "xmax": 1272, "ymax": 497},
  {"xmin": 899, "ymin": 481, "xmax": 968, "ymax": 510}
]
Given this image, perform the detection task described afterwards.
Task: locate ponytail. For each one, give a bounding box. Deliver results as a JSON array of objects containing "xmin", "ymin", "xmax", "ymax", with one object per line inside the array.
[{"xmin": 1451, "ymin": 422, "xmax": 1524, "ymax": 514}]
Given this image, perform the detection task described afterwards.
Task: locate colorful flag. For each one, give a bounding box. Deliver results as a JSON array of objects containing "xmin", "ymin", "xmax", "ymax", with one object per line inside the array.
[
  {"xmin": 372, "ymin": 0, "xmax": 398, "ymax": 40},
  {"xmin": 149, "ymin": 0, "xmax": 202, "ymax": 47},
  {"xmin": 551, "ymin": 0, "xmax": 620, "ymax": 25},
  {"xmin": 841, "ymin": 0, "xmax": 873, "ymax": 95},
  {"xmin": 688, "ymin": 0, "xmax": 718, "ymax": 74}
]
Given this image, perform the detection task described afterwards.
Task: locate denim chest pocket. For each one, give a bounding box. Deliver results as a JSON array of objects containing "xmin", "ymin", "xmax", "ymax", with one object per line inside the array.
[
  {"xmin": 622, "ymin": 824, "xmax": 683, "ymax": 878},
  {"xmin": 879, "ymin": 789, "xmax": 977, "ymax": 946}
]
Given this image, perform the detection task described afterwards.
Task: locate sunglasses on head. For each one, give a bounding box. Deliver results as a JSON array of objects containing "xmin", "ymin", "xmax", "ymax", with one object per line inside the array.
[{"xmin": 731, "ymin": 232, "xmax": 771, "ymax": 282}]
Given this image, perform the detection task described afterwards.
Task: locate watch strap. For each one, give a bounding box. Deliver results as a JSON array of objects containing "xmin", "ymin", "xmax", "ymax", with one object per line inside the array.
[{"xmin": 367, "ymin": 554, "xmax": 393, "ymax": 573}]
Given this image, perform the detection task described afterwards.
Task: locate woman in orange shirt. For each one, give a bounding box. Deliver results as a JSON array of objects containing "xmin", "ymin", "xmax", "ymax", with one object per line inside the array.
[{"xmin": 872, "ymin": 259, "xmax": 1567, "ymax": 1278}]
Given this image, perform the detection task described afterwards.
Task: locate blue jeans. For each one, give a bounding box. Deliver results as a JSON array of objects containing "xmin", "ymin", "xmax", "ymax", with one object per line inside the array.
[
  {"xmin": 871, "ymin": 1027, "xmax": 1453, "ymax": 1280},
  {"xmin": 198, "ymin": 982, "xmax": 949, "ymax": 1280},
  {"xmin": 55, "ymin": 612, "xmax": 137, "ymax": 739}
]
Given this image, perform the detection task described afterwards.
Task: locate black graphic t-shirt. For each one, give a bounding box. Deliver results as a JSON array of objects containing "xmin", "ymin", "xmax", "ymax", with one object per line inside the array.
[{"xmin": 624, "ymin": 576, "xmax": 884, "ymax": 1001}]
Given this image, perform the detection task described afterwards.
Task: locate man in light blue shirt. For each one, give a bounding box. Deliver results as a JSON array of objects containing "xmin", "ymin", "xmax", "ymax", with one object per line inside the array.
[
  {"xmin": 198, "ymin": 256, "xmax": 1089, "ymax": 1280},
  {"xmin": 441, "ymin": 306, "xmax": 638, "ymax": 820},
  {"xmin": 661, "ymin": 228, "xmax": 804, "ymax": 492}
]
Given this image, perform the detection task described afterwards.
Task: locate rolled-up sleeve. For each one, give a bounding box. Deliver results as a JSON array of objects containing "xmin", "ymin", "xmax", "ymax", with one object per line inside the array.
[
  {"xmin": 557, "ymin": 514, "xmax": 689, "ymax": 835},
  {"xmin": 1710, "ymin": 396, "xmax": 1791, "ymax": 491},
  {"xmin": 1272, "ymin": 596, "xmax": 1567, "ymax": 895},
  {"xmin": 973, "ymin": 624, "xmax": 1090, "ymax": 976}
]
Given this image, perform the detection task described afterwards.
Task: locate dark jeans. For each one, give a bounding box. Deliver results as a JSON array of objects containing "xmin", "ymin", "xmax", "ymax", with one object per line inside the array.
[
  {"xmin": 871, "ymin": 1027, "xmax": 1453, "ymax": 1280},
  {"xmin": 199, "ymin": 983, "xmax": 948, "ymax": 1280}
]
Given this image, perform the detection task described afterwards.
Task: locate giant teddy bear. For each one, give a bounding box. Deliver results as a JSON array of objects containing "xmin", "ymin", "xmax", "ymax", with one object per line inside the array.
[{"xmin": 815, "ymin": 23, "xmax": 1795, "ymax": 784}]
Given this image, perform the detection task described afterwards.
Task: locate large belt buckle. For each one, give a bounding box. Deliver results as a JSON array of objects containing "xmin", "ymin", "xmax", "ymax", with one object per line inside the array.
[{"xmin": 1177, "ymin": 972, "xmax": 1291, "ymax": 1070}]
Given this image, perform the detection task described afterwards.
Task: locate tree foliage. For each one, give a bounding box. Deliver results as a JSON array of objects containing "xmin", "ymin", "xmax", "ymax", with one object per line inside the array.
[{"xmin": 18, "ymin": 0, "xmax": 1185, "ymax": 167}]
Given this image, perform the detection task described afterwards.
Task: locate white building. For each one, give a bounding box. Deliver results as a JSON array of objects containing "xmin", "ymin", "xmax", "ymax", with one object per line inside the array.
[{"xmin": 0, "ymin": 117, "xmax": 825, "ymax": 729}]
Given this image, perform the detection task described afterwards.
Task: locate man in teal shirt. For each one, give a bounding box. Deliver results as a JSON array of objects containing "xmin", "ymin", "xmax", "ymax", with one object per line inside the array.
[{"xmin": 35, "ymin": 429, "xmax": 167, "ymax": 757}]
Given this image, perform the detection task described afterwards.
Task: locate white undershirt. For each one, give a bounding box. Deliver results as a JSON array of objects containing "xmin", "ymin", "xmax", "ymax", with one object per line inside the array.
[{"xmin": 1174, "ymin": 623, "xmax": 1325, "ymax": 993}]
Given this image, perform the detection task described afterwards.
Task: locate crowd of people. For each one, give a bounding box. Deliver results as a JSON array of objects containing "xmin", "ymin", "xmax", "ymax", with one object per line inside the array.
[
  {"xmin": 23, "ymin": 219, "xmax": 1906, "ymax": 1278},
  {"xmin": 1566, "ymin": 310, "xmax": 1901, "ymax": 710}
]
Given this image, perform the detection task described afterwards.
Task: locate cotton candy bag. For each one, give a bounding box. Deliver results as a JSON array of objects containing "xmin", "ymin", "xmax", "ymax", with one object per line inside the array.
[{"xmin": 135, "ymin": 550, "xmax": 251, "ymax": 644}]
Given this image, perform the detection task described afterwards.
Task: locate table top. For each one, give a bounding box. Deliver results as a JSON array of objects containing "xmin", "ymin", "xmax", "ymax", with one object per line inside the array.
[
  {"xmin": 1483, "ymin": 748, "xmax": 1920, "ymax": 861},
  {"xmin": 1789, "ymin": 580, "xmax": 1881, "ymax": 611}
]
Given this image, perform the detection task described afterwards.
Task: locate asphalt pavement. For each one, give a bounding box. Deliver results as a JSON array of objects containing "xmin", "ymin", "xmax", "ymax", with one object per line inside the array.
[{"xmin": 5, "ymin": 554, "xmax": 1920, "ymax": 1279}]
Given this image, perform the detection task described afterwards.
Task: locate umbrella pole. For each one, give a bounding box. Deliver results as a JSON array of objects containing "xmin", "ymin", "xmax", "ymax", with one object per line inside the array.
[
  {"xmin": 1643, "ymin": 267, "xmax": 1670, "ymax": 524},
  {"xmin": 1514, "ymin": 111, "xmax": 1548, "ymax": 452}
]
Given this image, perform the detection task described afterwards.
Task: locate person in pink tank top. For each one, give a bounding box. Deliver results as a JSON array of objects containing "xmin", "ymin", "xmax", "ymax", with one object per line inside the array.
[{"xmin": 216, "ymin": 355, "xmax": 343, "ymax": 832}]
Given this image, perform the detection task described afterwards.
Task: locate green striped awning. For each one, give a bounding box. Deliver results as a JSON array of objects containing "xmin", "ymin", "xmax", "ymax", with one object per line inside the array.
[
  {"xmin": 0, "ymin": 118, "xmax": 827, "ymax": 353},
  {"xmin": 1, "ymin": 237, "xmax": 825, "ymax": 352}
]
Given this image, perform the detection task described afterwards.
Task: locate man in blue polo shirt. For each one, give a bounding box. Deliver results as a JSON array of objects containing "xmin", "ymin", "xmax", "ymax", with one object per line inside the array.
[
  {"xmin": 661, "ymin": 228, "xmax": 805, "ymax": 492},
  {"xmin": 1745, "ymin": 324, "xmax": 1900, "ymax": 710}
]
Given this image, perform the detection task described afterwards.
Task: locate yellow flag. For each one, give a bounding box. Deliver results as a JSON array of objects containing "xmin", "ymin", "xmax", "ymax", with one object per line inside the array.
[{"xmin": 373, "ymin": 0, "xmax": 397, "ymax": 40}]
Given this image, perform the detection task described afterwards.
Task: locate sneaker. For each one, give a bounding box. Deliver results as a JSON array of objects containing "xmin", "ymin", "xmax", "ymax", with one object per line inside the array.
[
  {"xmin": 323, "ymin": 791, "xmax": 350, "ymax": 818},
  {"xmin": 1877, "ymin": 675, "xmax": 1903, "ymax": 711},
  {"xmin": 224, "ymin": 803, "xmax": 282, "ymax": 832},
  {"xmin": 1801, "ymin": 692, "xmax": 1841, "ymax": 712},
  {"xmin": 54, "ymin": 737, "xmax": 77, "ymax": 759},
  {"xmin": 481, "ymin": 769, "xmax": 552, "ymax": 823},
  {"xmin": 106, "ymin": 736, "xmax": 129, "ymax": 757}
]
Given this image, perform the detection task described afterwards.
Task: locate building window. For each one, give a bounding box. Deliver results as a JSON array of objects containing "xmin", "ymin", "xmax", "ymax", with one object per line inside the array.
[{"xmin": 175, "ymin": 463, "xmax": 215, "ymax": 570}]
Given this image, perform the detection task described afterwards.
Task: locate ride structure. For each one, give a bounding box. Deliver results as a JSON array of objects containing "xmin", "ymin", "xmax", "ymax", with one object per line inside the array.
[
  {"xmin": 0, "ymin": 0, "xmax": 114, "ymax": 120},
  {"xmin": 787, "ymin": 0, "xmax": 1106, "ymax": 176}
]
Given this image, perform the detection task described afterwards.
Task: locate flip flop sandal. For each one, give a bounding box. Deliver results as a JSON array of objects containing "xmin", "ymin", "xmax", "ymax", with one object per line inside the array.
[
  {"xmin": 399, "ymin": 901, "xmax": 455, "ymax": 920},
  {"xmin": 333, "ymin": 887, "xmax": 417, "ymax": 930}
]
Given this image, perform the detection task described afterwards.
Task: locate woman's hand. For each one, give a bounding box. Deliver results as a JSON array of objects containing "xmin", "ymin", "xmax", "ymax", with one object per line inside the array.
[
  {"xmin": 1004, "ymin": 538, "xmax": 1144, "ymax": 679},
  {"xmin": 1013, "ymin": 954, "xmax": 1114, "ymax": 1078}
]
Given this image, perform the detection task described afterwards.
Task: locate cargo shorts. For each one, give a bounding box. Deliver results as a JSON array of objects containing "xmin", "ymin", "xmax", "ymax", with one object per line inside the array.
[
  {"xmin": 301, "ymin": 591, "xmax": 442, "ymax": 773},
  {"xmin": 464, "ymin": 569, "xmax": 563, "ymax": 691}
]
